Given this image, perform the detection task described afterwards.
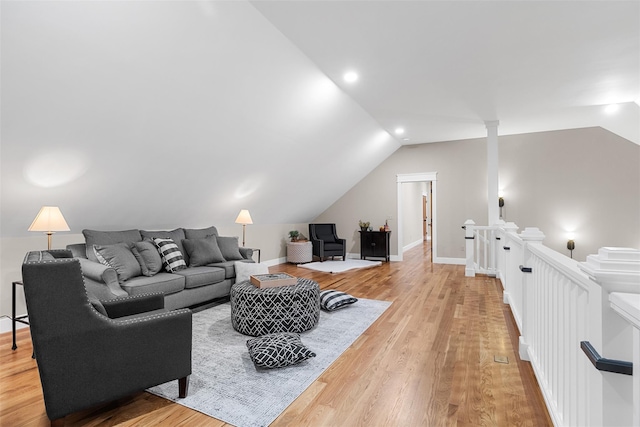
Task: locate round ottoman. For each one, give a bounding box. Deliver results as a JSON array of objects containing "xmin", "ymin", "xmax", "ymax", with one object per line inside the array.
[{"xmin": 230, "ymin": 278, "xmax": 320, "ymax": 336}]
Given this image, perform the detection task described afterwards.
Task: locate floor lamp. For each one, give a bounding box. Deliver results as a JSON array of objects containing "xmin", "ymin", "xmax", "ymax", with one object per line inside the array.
[
  {"xmin": 28, "ymin": 206, "xmax": 70, "ymax": 250},
  {"xmin": 235, "ymin": 209, "xmax": 253, "ymax": 247}
]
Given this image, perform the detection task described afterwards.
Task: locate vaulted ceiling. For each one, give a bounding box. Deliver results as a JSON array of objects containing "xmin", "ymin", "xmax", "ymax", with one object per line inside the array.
[
  {"xmin": 1, "ymin": 1, "xmax": 638, "ymax": 237},
  {"xmin": 253, "ymin": 0, "xmax": 639, "ymax": 144}
]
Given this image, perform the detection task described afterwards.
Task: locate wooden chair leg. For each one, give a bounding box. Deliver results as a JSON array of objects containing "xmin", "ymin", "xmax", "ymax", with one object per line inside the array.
[{"xmin": 178, "ymin": 376, "xmax": 189, "ymax": 398}]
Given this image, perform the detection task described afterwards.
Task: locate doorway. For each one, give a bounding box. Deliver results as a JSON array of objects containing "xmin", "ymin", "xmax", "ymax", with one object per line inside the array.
[{"xmin": 396, "ymin": 172, "xmax": 437, "ymax": 262}]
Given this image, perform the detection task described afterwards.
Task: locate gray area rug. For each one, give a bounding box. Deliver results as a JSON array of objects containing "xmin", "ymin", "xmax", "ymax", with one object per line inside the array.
[{"xmin": 147, "ymin": 298, "xmax": 391, "ymax": 427}]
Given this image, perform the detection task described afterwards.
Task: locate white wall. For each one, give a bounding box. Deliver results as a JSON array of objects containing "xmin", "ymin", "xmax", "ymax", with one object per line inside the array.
[{"xmin": 314, "ymin": 127, "xmax": 640, "ymax": 263}]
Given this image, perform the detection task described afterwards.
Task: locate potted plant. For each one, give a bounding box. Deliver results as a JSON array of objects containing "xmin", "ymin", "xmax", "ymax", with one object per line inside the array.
[
  {"xmin": 288, "ymin": 230, "xmax": 300, "ymax": 242},
  {"xmin": 358, "ymin": 220, "xmax": 370, "ymax": 232}
]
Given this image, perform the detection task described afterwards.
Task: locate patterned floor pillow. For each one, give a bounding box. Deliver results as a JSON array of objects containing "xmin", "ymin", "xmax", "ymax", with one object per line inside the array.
[{"xmin": 246, "ymin": 332, "xmax": 315, "ymax": 369}]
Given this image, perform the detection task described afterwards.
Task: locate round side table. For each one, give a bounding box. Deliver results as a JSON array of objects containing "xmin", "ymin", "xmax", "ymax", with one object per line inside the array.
[{"xmin": 287, "ymin": 241, "xmax": 313, "ymax": 264}]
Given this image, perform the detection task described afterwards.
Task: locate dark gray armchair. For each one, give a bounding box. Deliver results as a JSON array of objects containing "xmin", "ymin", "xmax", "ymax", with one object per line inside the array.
[
  {"xmin": 22, "ymin": 252, "xmax": 192, "ymax": 426},
  {"xmin": 309, "ymin": 223, "xmax": 347, "ymax": 261}
]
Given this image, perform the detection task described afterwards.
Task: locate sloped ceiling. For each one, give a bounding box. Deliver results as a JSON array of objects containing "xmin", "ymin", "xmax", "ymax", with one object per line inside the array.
[
  {"xmin": 0, "ymin": 1, "xmax": 399, "ymax": 237},
  {"xmin": 253, "ymin": 0, "xmax": 640, "ymax": 144},
  {"xmin": 1, "ymin": 1, "xmax": 638, "ymax": 238}
]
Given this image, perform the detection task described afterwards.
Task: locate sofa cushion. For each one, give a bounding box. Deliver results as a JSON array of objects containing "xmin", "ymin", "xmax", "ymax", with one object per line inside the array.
[
  {"xmin": 182, "ymin": 236, "xmax": 225, "ymax": 267},
  {"xmin": 93, "ymin": 243, "xmax": 142, "ymax": 282},
  {"xmin": 184, "ymin": 226, "xmax": 218, "ymax": 240},
  {"xmin": 217, "ymin": 236, "xmax": 244, "ymax": 261},
  {"xmin": 141, "ymin": 228, "xmax": 188, "ymax": 264},
  {"xmin": 131, "ymin": 241, "xmax": 163, "ymax": 277},
  {"xmin": 153, "ymin": 238, "xmax": 187, "ymax": 273},
  {"xmin": 234, "ymin": 261, "xmax": 269, "ymax": 283},
  {"xmin": 119, "ymin": 272, "xmax": 185, "ymax": 296},
  {"xmin": 174, "ymin": 266, "xmax": 226, "ymax": 289},
  {"xmin": 83, "ymin": 229, "xmax": 142, "ymax": 261},
  {"xmin": 210, "ymin": 259, "xmax": 251, "ymax": 279}
]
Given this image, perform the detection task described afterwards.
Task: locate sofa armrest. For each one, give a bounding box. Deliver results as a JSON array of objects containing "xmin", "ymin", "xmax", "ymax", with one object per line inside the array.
[
  {"xmin": 66, "ymin": 243, "xmax": 88, "ymax": 259},
  {"xmin": 101, "ymin": 293, "xmax": 165, "ymax": 318},
  {"xmin": 76, "ymin": 258, "xmax": 127, "ymax": 297},
  {"xmin": 239, "ymin": 247, "xmax": 254, "ymax": 260}
]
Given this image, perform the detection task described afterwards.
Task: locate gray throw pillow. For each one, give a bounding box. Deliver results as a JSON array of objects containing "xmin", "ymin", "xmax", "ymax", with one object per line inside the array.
[
  {"xmin": 184, "ymin": 226, "xmax": 218, "ymax": 240},
  {"xmin": 83, "ymin": 229, "xmax": 142, "ymax": 261},
  {"xmin": 131, "ymin": 240, "xmax": 163, "ymax": 276},
  {"xmin": 93, "ymin": 243, "xmax": 142, "ymax": 282},
  {"xmin": 182, "ymin": 236, "xmax": 226, "ymax": 267},
  {"xmin": 217, "ymin": 236, "xmax": 244, "ymax": 261}
]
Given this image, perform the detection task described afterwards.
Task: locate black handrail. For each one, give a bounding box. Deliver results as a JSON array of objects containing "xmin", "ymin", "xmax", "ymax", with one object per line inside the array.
[
  {"xmin": 519, "ymin": 265, "xmax": 532, "ymax": 273},
  {"xmin": 581, "ymin": 341, "xmax": 633, "ymax": 375}
]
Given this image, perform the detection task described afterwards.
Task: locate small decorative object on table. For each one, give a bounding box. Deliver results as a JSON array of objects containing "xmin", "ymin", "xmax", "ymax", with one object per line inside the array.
[
  {"xmin": 358, "ymin": 220, "xmax": 370, "ymax": 232},
  {"xmin": 250, "ymin": 273, "xmax": 297, "ymax": 289},
  {"xmin": 288, "ymin": 230, "xmax": 300, "ymax": 242}
]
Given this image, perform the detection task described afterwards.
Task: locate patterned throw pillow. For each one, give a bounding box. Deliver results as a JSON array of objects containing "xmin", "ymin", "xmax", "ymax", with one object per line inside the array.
[
  {"xmin": 246, "ymin": 332, "xmax": 315, "ymax": 369},
  {"xmin": 153, "ymin": 237, "xmax": 187, "ymax": 272},
  {"xmin": 319, "ymin": 290, "xmax": 358, "ymax": 311}
]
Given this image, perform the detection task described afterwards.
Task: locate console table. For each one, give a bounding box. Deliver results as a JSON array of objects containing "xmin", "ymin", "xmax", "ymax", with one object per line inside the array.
[
  {"xmin": 360, "ymin": 230, "xmax": 391, "ymax": 262},
  {"xmin": 11, "ymin": 280, "xmax": 28, "ymax": 350}
]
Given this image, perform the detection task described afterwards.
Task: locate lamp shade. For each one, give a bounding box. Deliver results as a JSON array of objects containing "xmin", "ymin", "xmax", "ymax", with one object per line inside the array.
[
  {"xmin": 28, "ymin": 206, "xmax": 70, "ymax": 232},
  {"xmin": 235, "ymin": 209, "xmax": 253, "ymax": 225}
]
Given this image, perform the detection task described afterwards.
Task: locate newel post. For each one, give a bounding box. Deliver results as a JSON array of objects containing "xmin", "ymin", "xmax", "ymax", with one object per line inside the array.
[
  {"xmin": 464, "ymin": 219, "xmax": 476, "ymax": 277},
  {"xmin": 579, "ymin": 247, "xmax": 640, "ymax": 427},
  {"xmin": 518, "ymin": 227, "xmax": 545, "ymax": 361}
]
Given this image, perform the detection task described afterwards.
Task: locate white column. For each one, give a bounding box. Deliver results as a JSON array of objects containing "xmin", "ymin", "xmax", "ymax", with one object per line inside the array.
[{"xmin": 486, "ymin": 120, "xmax": 500, "ymax": 226}]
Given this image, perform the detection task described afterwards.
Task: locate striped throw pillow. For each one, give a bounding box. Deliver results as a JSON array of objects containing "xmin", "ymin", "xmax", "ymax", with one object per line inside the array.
[
  {"xmin": 153, "ymin": 237, "xmax": 187, "ymax": 272},
  {"xmin": 319, "ymin": 290, "xmax": 358, "ymax": 311}
]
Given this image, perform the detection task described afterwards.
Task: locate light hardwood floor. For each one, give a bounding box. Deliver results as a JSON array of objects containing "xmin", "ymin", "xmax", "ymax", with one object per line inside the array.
[{"xmin": 0, "ymin": 243, "xmax": 552, "ymax": 426}]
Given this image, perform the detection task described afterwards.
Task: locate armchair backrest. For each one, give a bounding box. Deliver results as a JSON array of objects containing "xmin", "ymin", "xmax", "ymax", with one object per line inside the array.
[
  {"xmin": 309, "ymin": 223, "xmax": 339, "ymax": 242},
  {"xmin": 22, "ymin": 258, "xmax": 104, "ymax": 346}
]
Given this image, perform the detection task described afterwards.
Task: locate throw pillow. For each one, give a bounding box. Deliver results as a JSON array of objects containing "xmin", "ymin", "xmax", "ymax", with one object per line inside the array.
[
  {"xmin": 319, "ymin": 289, "xmax": 358, "ymax": 311},
  {"xmin": 153, "ymin": 238, "xmax": 187, "ymax": 272},
  {"xmin": 246, "ymin": 332, "xmax": 315, "ymax": 369},
  {"xmin": 131, "ymin": 240, "xmax": 163, "ymax": 276},
  {"xmin": 93, "ymin": 243, "xmax": 142, "ymax": 282},
  {"xmin": 184, "ymin": 226, "xmax": 218, "ymax": 240},
  {"xmin": 182, "ymin": 236, "xmax": 226, "ymax": 267},
  {"xmin": 217, "ymin": 236, "xmax": 244, "ymax": 261},
  {"xmin": 234, "ymin": 261, "xmax": 268, "ymax": 283},
  {"xmin": 83, "ymin": 229, "xmax": 143, "ymax": 262}
]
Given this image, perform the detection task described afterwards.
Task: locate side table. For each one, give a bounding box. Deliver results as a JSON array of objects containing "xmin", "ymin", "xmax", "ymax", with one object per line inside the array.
[
  {"xmin": 287, "ymin": 241, "xmax": 313, "ymax": 264},
  {"xmin": 12, "ymin": 281, "xmax": 29, "ymax": 350}
]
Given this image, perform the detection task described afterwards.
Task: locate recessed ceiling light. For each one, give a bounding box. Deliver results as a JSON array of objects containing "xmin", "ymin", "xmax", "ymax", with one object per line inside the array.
[
  {"xmin": 394, "ymin": 127, "xmax": 405, "ymax": 135},
  {"xmin": 343, "ymin": 71, "xmax": 358, "ymax": 83},
  {"xmin": 604, "ymin": 104, "xmax": 619, "ymax": 114}
]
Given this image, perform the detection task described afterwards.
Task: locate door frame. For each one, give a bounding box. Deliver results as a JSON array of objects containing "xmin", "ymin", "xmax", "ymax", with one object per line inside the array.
[{"xmin": 396, "ymin": 172, "xmax": 437, "ymax": 262}]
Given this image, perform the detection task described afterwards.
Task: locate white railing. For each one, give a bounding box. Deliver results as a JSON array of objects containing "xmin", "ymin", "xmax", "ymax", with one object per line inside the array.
[{"xmin": 464, "ymin": 219, "xmax": 640, "ymax": 427}]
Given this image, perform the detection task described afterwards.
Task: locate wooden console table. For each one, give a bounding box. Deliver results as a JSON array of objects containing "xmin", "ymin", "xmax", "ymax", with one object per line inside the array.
[{"xmin": 359, "ymin": 230, "xmax": 391, "ymax": 262}]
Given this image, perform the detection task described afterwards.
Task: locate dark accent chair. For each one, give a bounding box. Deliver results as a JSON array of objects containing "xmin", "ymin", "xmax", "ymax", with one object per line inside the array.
[
  {"xmin": 22, "ymin": 252, "xmax": 192, "ymax": 427},
  {"xmin": 309, "ymin": 223, "xmax": 347, "ymax": 261}
]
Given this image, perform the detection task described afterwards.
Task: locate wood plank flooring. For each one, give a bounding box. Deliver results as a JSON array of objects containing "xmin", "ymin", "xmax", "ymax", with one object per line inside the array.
[{"xmin": 0, "ymin": 243, "xmax": 552, "ymax": 426}]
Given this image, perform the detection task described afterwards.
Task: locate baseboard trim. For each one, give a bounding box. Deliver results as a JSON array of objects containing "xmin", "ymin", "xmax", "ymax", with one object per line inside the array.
[
  {"xmin": 0, "ymin": 317, "xmax": 28, "ymax": 335},
  {"xmin": 433, "ymin": 256, "xmax": 465, "ymax": 265}
]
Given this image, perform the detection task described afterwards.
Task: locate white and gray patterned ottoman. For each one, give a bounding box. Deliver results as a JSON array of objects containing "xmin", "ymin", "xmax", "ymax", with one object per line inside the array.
[{"xmin": 230, "ymin": 278, "xmax": 320, "ymax": 336}]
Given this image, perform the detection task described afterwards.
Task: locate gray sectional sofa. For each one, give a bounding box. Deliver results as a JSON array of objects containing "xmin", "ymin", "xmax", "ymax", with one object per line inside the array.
[{"xmin": 66, "ymin": 226, "xmax": 255, "ymax": 310}]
